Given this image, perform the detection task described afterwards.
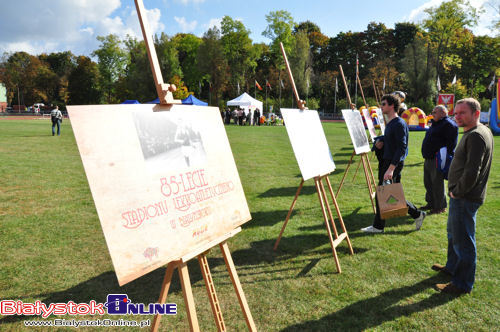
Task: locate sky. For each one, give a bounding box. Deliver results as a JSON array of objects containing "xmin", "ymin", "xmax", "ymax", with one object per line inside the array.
[{"xmin": 0, "ymin": 0, "xmax": 497, "ymax": 57}]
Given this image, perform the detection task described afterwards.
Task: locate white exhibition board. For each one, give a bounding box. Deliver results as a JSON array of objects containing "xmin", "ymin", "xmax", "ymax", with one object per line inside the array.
[
  {"xmin": 341, "ymin": 109, "xmax": 371, "ymax": 155},
  {"xmin": 361, "ymin": 108, "xmax": 377, "ymax": 142},
  {"xmin": 68, "ymin": 104, "xmax": 251, "ymax": 285},
  {"xmin": 281, "ymin": 108, "xmax": 336, "ymax": 180},
  {"xmin": 375, "ymin": 108, "xmax": 386, "ymax": 134}
]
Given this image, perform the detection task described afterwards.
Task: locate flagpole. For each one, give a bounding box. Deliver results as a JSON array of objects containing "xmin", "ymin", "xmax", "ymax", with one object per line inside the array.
[
  {"xmin": 334, "ymin": 77, "xmax": 337, "ymax": 114},
  {"xmin": 265, "ymin": 80, "xmax": 268, "ymax": 113},
  {"xmin": 354, "ymin": 53, "xmax": 358, "ymax": 108},
  {"xmin": 279, "ymin": 77, "xmax": 282, "ymax": 111}
]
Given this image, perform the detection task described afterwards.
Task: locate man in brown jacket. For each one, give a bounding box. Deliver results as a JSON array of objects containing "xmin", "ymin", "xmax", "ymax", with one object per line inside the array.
[{"xmin": 433, "ymin": 98, "xmax": 494, "ymax": 294}]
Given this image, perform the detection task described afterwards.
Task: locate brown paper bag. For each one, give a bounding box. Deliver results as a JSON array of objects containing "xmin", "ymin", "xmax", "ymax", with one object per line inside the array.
[{"xmin": 376, "ymin": 182, "xmax": 408, "ymax": 219}]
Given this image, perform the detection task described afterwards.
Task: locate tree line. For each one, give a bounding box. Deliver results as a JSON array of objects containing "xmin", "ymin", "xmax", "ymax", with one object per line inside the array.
[{"xmin": 0, "ymin": 0, "xmax": 498, "ymax": 113}]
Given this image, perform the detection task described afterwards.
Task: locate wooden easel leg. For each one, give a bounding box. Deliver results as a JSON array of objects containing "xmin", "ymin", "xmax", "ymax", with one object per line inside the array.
[
  {"xmin": 198, "ymin": 253, "xmax": 225, "ymax": 331},
  {"xmin": 318, "ymin": 176, "xmax": 339, "ymax": 238},
  {"xmin": 219, "ymin": 242, "xmax": 257, "ymax": 332},
  {"xmin": 336, "ymin": 151, "xmax": 356, "ymax": 199},
  {"xmin": 361, "ymin": 153, "xmax": 377, "ymax": 215},
  {"xmin": 178, "ymin": 262, "xmax": 200, "ymax": 332},
  {"xmin": 274, "ymin": 178, "xmax": 304, "ymax": 250},
  {"xmin": 314, "ymin": 177, "xmax": 342, "ymax": 273},
  {"xmin": 152, "ymin": 262, "xmax": 178, "ymax": 332},
  {"xmin": 366, "ymin": 152, "xmax": 377, "ymax": 190},
  {"xmin": 325, "ymin": 176, "xmax": 354, "ymax": 255},
  {"xmin": 352, "ymin": 156, "xmax": 362, "ymax": 181}
]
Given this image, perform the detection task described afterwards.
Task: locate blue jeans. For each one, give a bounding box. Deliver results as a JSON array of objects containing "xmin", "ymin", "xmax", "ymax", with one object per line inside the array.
[
  {"xmin": 445, "ymin": 197, "xmax": 481, "ymax": 292},
  {"xmin": 52, "ymin": 119, "xmax": 61, "ymax": 136}
]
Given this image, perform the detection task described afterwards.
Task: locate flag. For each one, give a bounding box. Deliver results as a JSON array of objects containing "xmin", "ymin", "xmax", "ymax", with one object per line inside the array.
[
  {"xmin": 237, "ymin": 82, "xmax": 240, "ymax": 95},
  {"xmin": 209, "ymin": 81, "xmax": 212, "ymax": 92},
  {"xmin": 437, "ymin": 76, "xmax": 441, "ymax": 91},
  {"xmin": 255, "ymin": 80, "xmax": 262, "ymax": 91},
  {"xmin": 280, "ymin": 79, "xmax": 284, "ymax": 89},
  {"xmin": 489, "ymin": 75, "xmax": 496, "ymax": 91},
  {"xmin": 306, "ymin": 79, "xmax": 310, "ymax": 90},
  {"xmin": 198, "ymin": 81, "xmax": 201, "ymax": 94},
  {"xmin": 335, "ymin": 77, "xmax": 338, "ymax": 93},
  {"xmin": 383, "ymin": 76, "xmax": 386, "ymax": 90},
  {"xmin": 266, "ymin": 80, "xmax": 272, "ymax": 90},
  {"xmin": 452, "ymin": 75, "xmax": 457, "ymax": 85}
]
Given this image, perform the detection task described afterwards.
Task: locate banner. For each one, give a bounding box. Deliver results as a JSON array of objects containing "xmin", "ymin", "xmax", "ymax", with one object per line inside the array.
[{"xmin": 438, "ymin": 94, "xmax": 455, "ymax": 115}]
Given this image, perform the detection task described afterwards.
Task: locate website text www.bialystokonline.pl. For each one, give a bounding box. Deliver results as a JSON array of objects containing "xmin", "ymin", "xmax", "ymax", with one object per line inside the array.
[{"xmin": 24, "ymin": 318, "xmax": 151, "ymax": 328}]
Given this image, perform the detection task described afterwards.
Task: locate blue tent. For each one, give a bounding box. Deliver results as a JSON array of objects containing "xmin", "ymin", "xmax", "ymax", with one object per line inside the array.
[
  {"xmin": 146, "ymin": 95, "xmax": 208, "ymax": 106},
  {"xmin": 182, "ymin": 94, "xmax": 208, "ymax": 106},
  {"xmin": 121, "ymin": 100, "xmax": 140, "ymax": 104}
]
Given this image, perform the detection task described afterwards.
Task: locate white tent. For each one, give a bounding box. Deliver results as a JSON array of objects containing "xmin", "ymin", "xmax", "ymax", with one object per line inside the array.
[{"xmin": 227, "ymin": 92, "xmax": 263, "ymax": 111}]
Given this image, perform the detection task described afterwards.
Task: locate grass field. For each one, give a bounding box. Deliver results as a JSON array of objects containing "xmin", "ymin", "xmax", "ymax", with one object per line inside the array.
[{"xmin": 0, "ymin": 119, "xmax": 499, "ymax": 331}]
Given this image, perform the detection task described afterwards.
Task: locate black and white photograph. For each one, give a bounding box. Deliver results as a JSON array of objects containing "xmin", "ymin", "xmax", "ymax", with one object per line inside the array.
[
  {"xmin": 341, "ymin": 109, "xmax": 371, "ymax": 155},
  {"xmin": 362, "ymin": 108, "xmax": 377, "ymax": 142},
  {"xmin": 375, "ymin": 108, "xmax": 386, "ymax": 134},
  {"xmin": 132, "ymin": 110, "xmax": 207, "ymax": 173}
]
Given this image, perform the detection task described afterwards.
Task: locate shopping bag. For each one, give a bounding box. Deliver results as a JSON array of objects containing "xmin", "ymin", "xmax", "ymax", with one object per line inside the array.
[{"xmin": 376, "ymin": 181, "xmax": 408, "ymax": 219}]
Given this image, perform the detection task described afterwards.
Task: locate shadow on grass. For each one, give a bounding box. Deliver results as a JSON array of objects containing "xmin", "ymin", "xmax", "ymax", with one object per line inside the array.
[
  {"xmin": 281, "ymin": 274, "xmax": 459, "ymax": 331},
  {"xmin": 258, "ymin": 186, "xmax": 316, "ymax": 198},
  {"xmin": 245, "ymin": 210, "xmax": 298, "ymax": 228}
]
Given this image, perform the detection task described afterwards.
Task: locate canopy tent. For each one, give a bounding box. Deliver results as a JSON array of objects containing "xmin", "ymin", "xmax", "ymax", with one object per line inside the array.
[
  {"xmin": 121, "ymin": 100, "xmax": 140, "ymax": 104},
  {"xmin": 145, "ymin": 95, "xmax": 208, "ymax": 106},
  {"xmin": 227, "ymin": 92, "xmax": 263, "ymax": 111},
  {"xmin": 182, "ymin": 94, "xmax": 208, "ymax": 106}
]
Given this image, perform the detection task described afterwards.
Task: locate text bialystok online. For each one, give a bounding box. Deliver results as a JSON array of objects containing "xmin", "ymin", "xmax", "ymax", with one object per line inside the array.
[{"xmin": 0, "ymin": 294, "xmax": 176, "ymax": 318}]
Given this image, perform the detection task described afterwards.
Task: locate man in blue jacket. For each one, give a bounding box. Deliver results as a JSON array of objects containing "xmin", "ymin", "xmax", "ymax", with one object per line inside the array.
[
  {"xmin": 421, "ymin": 105, "xmax": 458, "ymax": 214},
  {"xmin": 361, "ymin": 94, "xmax": 426, "ymax": 233}
]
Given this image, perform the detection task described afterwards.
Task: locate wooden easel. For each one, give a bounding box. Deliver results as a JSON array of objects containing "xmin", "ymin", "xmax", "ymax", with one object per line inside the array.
[
  {"xmin": 151, "ymin": 228, "xmax": 256, "ymax": 332},
  {"xmin": 135, "ymin": 1, "xmax": 255, "ymax": 331},
  {"xmin": 336, "ymin": 65, "xmax": 377, "ymax": 214},
  {"xmin": 273, "ymin": 43, "xmax": 353, "ymax": 273}
]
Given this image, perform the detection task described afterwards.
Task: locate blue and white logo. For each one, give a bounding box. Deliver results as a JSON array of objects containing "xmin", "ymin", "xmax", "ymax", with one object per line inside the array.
[{"xmin": 104, "ymin": 294, "xmax": 176, "ymax": 315}]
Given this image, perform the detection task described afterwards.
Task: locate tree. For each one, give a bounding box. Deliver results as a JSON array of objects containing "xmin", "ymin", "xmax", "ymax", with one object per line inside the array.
[
  {"xmin": 68, "ymin": 56, "xmax": 102, "ymax": 105},
  {"xmin": 262, "ymin": 10, "xmax": 295, "ymax": 68},
  {"xmin": 288, "ymin": 31, "xmax": 311, "ymax": 98},
  {"xmin": 197, "ymin": 27, "xmax": 229, "ymax": 105},
  {"xmin": 39, "ymin": 51, "xmax": 76, "ymax": 105},
  {"xmin": 220, "ymin": 16, "xmax": 257, "ymax": 96},
  {"xmin": 92, "ymin": 34, "xmax": 128, "ymax": 103},
  {"xmin": 172, "ymin": 33, "xmax": 202, "ymax": 93},
  {"xmin": 422, "ymin": 0, "xmax": 480, "ymax": 77},
  {"xmin": 155, "ymin": 33, "xmax": 182, "ymax": 83},
  {"xmin": 400, "ymin": 32, "xmax": 437, "ymax": 103}
]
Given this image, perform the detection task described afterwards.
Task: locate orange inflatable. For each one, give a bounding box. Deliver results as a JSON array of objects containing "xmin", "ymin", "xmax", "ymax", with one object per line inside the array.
[{"xmin": 401, "ymin": 107, "xmax": 427, "ymax": 128}]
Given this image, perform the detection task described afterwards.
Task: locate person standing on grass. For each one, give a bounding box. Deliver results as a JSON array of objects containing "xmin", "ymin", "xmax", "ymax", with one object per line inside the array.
[
  {"xmin": 420, "ymin": 105, "xmax": 458, "ymax": 215},
  {"xmin": 361, "ymin": 94, "xmax": 426, "ymax": 234},
  {"xmin": 50, "ymin": 105, "xmax": 63, "ymax": 136},
  {"xmin": 433, "ymin": 98, "xmax": 493, "ymax": 295}
]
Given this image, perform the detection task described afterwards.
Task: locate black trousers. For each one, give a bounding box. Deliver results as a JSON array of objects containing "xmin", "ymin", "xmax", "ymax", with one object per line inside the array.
[
  {"xmin": 373, "ymin": 159, "xmax": 420, "ymax": 229},
  {"xmin": 423, "ymin": 158, "xmax": 447, "ymax": 210}
]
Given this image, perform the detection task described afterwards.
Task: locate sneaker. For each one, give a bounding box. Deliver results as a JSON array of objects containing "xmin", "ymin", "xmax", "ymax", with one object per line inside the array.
[
  {"xmin": 431, "ymin": 263, "xmax": 452, "ymax": 276},
  {"xmin": 415, "ymin": 211, "xmax": 426, "ymax": 230},
  {"xmin": 430, "ymin": 208, "xmax": 446, "ymax": 215},
  {"xmin": 361, "ymin": 225, "xmax": 384, "ymax": 233},
  {"xmin": 435, "ymin": 282, "xmax": 469, "ymax": 294}
]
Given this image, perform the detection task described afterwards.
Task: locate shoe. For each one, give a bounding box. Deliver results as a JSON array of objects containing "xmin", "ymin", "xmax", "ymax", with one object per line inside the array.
[
  {"xmin": 435, "ymin": 282, "xmax": 469, "ymax": 294},
  {"xmin": 419, "ymin": 204, "xmax": 432, "ymax": 210},
  {"xmin": 415, "ymin": 211, "xmax": 426, "ymax": 230},
  {"xmin": 361, "ymin": 225, "xmax": 384, "ymax": 233},
  {"xmin": 431, "ymin": 263, "xmax": 452, "ymax": 276},
  {"xmin": 430, "ymin": 208, "xmax": 446, "ymax": 215}
]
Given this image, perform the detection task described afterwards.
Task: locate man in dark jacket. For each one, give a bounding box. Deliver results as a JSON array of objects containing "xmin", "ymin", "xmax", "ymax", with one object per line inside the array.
[
  {"xmin": 433, "ymin": 98, "xmax": 493, "ymax": 294},
  {"xmin": 361, "ymin": 94, "xmax": 426, "ymax": 233},
  {"xmin": 421, "ymin": 105, "xmax": 458, "ymax": 214}
]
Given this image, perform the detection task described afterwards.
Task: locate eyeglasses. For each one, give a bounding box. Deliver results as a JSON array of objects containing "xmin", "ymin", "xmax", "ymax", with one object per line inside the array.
[{"xmin": 381, "ymin": 102, "xmax": 388, "ymax": 106}]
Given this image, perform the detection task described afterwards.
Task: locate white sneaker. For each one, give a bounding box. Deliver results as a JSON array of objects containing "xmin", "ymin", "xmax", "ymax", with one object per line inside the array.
[
  {"xmin": 361, "ymin": 225, "xmax": 384, "ymax": 233},
  {"xmin": 415, "ymin": 211, "xmax": 426, "ymax": 230}
]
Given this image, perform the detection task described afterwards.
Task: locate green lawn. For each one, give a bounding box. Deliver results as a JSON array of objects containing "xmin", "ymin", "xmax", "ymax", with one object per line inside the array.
[{"xmin": 0, "ymin": 119, "xmax": 499, "ymax": 331}]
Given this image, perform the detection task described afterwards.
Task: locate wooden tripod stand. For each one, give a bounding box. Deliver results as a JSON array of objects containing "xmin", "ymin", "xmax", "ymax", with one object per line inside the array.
[
  {"xmin": 273, "ymin": 174, "xmax": 354, "ymax": 273},
  {"xmin": 336, "ymin": 151, "xmax": 377, "ymax": 214},
  {"xmin": 152, "ymin": 228, "xmax": 256, "ymax": 332}
]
